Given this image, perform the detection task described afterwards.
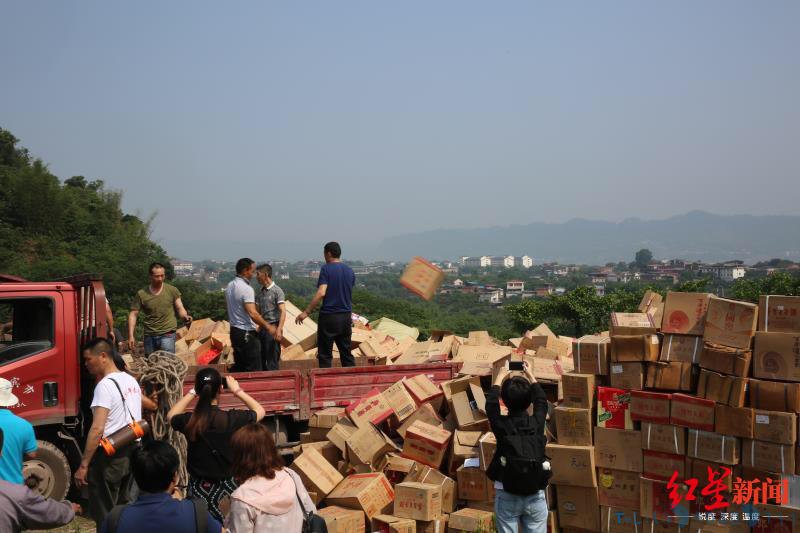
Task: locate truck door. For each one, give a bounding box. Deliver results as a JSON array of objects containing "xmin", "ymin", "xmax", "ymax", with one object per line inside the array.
[{"xmin": 0, "ymin": 293, "xmax": 66, "ymax": 424}]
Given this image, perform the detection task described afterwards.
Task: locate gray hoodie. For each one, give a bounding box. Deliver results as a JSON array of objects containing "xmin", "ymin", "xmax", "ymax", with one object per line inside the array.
[{"xmin": 226, "ymin": 468, "xmax": 316, "ymax": 533}]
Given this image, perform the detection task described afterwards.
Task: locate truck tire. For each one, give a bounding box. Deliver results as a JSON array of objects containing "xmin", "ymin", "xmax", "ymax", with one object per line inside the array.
[{"xmin": 23, "ymin": 440, "xmax": 71, "ymax": 501}]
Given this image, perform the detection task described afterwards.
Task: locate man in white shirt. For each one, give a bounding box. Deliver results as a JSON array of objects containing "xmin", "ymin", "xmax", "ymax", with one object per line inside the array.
[
  {"xmin": 225, "ymin": 258, "xmax": 276, "ymax": 372},
  {"xmin": 74, "ymin": 337, "xmax": 142, "ymax": 528}
]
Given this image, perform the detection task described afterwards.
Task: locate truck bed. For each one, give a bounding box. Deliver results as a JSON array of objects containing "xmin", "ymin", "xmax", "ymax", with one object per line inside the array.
[{"xmin": 183, "ymin": 362, "xmax": 460, "ymax": 421}]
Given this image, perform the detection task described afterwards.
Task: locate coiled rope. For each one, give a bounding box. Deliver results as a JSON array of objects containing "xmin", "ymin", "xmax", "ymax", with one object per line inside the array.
[{"xmin": 128, "ymin": 351, "xmax": 189, "ymax": 490}]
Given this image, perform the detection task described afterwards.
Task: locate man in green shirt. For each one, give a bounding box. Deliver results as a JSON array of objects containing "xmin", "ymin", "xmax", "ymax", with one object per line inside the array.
[{"xmin": 127, "ymin": 263, "xmax": 192, "ymax": 355}]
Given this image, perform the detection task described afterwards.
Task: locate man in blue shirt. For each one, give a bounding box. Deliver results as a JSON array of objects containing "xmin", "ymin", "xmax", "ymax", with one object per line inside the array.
[
  {"xmin": 296, "ymin": 241, "xmax": 356, "ymax": 368},
  {"xmin": 0, "ymin": 378, "xmax": 37, "ymax": 484},
  {"xmin": 100, "ymin": 440, "xmax": 221, "ymax": 533}
]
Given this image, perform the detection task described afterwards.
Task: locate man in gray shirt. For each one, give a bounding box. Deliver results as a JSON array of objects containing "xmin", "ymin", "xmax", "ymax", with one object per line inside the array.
[
  {"xmin": 225, "ymin": 258, "xmax": 276, "ymax": 372},
  {"xmin": 256, "ymin": 264, "xmax": 286, "ymax": 371},
  {"xmin": 0, "ymin": 428, "xmax": 79, "ymax": 533}
]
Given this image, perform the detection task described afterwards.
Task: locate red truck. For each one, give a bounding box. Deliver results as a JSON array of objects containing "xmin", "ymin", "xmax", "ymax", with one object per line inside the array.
[{"xmin": 0, "ymin": 274, "xmax": 458, "ymax": 501}]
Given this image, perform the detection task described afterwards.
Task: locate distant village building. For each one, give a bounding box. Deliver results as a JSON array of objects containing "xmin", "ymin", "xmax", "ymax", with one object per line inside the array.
[
  {"xmin": 453, "ymin": 279, "xmax": 464, "ymax": 287},
  {"xmin": 173, "ymin": 261, "xmax": 194, "ymax": 276},
  {"xmin": 515, "ymin": 255, "xmax": 534, "ymax": 268},
  {"xmin": 478, "ymin": 289, "xmax": 504, "ymax": 305},
  {"xmin": 506, "ymin": 280, "xmax": 524, "ymax": 295},
  {"xmin": 464, "ymin": 256, "xmax": 492, "ymax": 268},
  {"xmin": 698, "ymin": 262, "xmax": 747, "ymax": 282}
]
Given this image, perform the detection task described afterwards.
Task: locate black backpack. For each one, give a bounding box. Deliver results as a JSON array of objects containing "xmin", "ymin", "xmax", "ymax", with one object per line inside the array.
[{"xmin": 498, "ymin": 423, "xmax": 552, "ymax": 495}]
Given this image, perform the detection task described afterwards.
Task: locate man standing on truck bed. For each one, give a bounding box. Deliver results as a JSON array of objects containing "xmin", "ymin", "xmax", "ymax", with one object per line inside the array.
[
  {"xmin": 225, "ymin": 258, "xmax": 278, "ymax": 372},
  {"xmin": 128, "ymin": 262, "xmax": 192, "ymax": 355},
  {"xmin": 295, "ymin": 242, "xmax": 356, "ymax": 368},
  {"xmin": 255, "ymin": 264, "xmax": 286, "ymax": 371}
]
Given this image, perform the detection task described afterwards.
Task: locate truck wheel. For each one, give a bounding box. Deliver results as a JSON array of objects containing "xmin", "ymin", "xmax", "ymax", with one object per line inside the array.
[{"xmin": 23, "ymin": 440, "xmax": 71, "ymax": 501}]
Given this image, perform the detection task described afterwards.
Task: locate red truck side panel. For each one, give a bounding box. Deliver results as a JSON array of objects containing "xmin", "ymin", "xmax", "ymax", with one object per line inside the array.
[{"xmin": 183, "ymin": 370, "xmax": 303, "ymax": 417}]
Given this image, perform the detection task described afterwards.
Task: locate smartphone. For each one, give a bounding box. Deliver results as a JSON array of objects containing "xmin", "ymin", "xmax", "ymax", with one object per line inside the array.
[{"xmin": 509, "ymin": 360, "xmax": 524, "ymax": 371}]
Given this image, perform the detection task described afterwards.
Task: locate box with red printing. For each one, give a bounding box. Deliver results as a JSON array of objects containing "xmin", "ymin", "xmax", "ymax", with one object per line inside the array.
[
  {"xmin": 670, "ymin": 393, "xmax": 715, "ymax": 431},
  {"xmin": 346, "ymin": 388, "xmax": 394, "ymax": 428},
  {"xmin": 630, "ymin": 391, "xmax": 672, "ymax": 425},
  {"xmin": 597, "ymin": 386, "xmax": 633, "ymax": 430}
]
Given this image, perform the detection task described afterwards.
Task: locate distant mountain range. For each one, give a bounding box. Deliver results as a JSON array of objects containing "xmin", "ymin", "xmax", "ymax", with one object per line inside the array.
[{"xmin": 165, "ymin": 211, "xmax": 800, "ymax": 264}]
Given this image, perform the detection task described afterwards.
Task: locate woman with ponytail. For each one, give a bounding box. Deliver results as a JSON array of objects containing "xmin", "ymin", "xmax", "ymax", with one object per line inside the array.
[{"xmin": 168, "ymin": 367, "xmax": 265, "ymax": 522}]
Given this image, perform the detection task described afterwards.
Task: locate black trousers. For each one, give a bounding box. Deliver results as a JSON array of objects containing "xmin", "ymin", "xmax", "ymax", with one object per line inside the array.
[
  {"xmin": 230, "ymin": 327, "xmax": 262, "ymax": 372},
  {"xmin": 259, "ymin": 325, "xmax": 282, "ymax": 371},
  {"xmin": 317, "ymin": 311, "xmax": 354, "ymax": 368}
]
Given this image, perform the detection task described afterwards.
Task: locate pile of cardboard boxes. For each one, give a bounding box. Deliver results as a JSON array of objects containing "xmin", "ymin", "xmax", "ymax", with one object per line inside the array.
[{"xmin": 550, "ymin": 292, "xmax": 800, "ymax": 532}]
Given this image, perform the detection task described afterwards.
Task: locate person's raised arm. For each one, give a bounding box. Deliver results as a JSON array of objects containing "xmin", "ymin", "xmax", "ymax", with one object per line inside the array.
[
  {"xmin": 486, "ymin": 367, "xmax": 510, "ymax": 433},
  {"xmin": 524, "ymin": 361, "xmax": 548, "ymax": 424},
  {"xmin": 167, "ymin": 388, "xmax": 197, "ymax": 423},
  {"xmin": 226, "ymin": 375, "xmax": 265, "ymax": 422}
]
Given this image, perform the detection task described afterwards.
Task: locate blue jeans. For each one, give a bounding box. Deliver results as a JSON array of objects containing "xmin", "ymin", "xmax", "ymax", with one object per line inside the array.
[
  {"xmin": 495, "ymin": 488, "xmax": 548, "ymax": 533},
  {"xmin": 143, "ymin": 332, "xmax": 176, "ymax": 355}
]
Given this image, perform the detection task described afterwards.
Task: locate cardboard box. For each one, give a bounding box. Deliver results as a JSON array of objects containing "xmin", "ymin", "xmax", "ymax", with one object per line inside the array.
[
  {"xmin": 645, "ymin": 361, "xmax": 695, "ymax": 392},
  {"xmin": 396, "ymin": 403, "xmax": 442, "ymax": 440},
  {"xmin": 642, "ymin": 450, "xmax": 685, "ymax": 481},
  {"xmin": 402, "ymin": 421, "xmax": 452, "ymax": 468},
  {"xmin": 687, "ymin": 429, "xmax": 740, "ymax": 465},
  {"xmin": 400, "ymin": 256, "xmax": 444, "ymax": 301},
  {"xmin": 403, "ymin": 374, "xmax": 444, "ymax": 410},
  {"xmin": 289, "ymin": 446, "xmax": 344, "ymax": 498},
  {"xmin": 555, "ymin": 485, "xmax": 600, "ymax": 531},
  {"xmin": 742, "ymin": 467, "xmax": 800, "ymax": 510},
  {"xmin": 449, "ymin": 430, "xmax": 482, "ymax": 472},
  {"xmin": 346, "ymin": 388, "xmax": 394, "ymax": 428},
  {"xmin": 754, "ymin": 332, "xmax": 800, "ymax": 382},
  {"xmin": 759, "ymin": 295, "xmax": 800, "ymax": 333},
  {"xmin": 743, "ymin": 439, "xmax": 796, "ymax": 473},
  {"xmin": 561, "ymin": 373, "xmax": 595, "ymax": 409},
  {"xmin": 753, "ymin": 409, "xmax": 797, "ymax": 445},
  {"xmin": 661, "ymin": 291, "xmax": 712, "ymax": 335},
  {"xmin": 749, "ymin": 378, "xmax": 800, "ymax": 414},
  {"xmin": 448, "ymin": 508, "xmax": 494, "ymax": 532},
  {"xmin": 573, "ymin": 335, "xmax": 611, "ymax": 375},
  {"xmin": 660, "ymin": 333, "xmax": 703, "ymax": 363},
  {"xmin": 594, "ymin": 427, "xmax": 643, "ymax": 472},
  {"xmin": 610, "ymin": 335, "xmax": 660, "ymax": 363},
  {"xmin": 610, "ymin": 362, "xmax": 645, "ymax": 390},
  {"xmin": 282, "ymin": 300, "xmax": 318, "ymax": 350},
  {"xmin": 477, "ymin": 432, "xmax": 496, "ymax": 472},
  {"xmin": 370, "ymin": 514, "xmax": 415, "ymax": 533},
  {"xmin": 325, "ymin": 473, "xmax": 395, "ymax": 519},
  {"xmin": 298, "ymin": 441, "xmax": 342, "ymax": 468},
  {"xmin": 752, "ymin": 504, "xmax": 800, "ymax": 533},
  {"xmin": 456, "ymin": 465, "xmax": 493, "ymax": 501},
  {"xmin": 309, "ymin": 406, "xmax": 345, "ymax": 439},
  {"xmin": 405, "ymin": 464, "xmax": 456, "ymax": 513},
  {"xmin": 598, "ymin": 386, "xmax": 633, "ymax": 429},
  {"xmin": 449, "ymin": 380, "xmax": 489, "ymax": 431},
  {"xmin": 597, "ymin": 468, "xmax": 641, "ymax": 510},
  {"xmin": 715, "ymin": 405, "xmax": 755, "ymax": 439},
  {"xmin": 639, "ymin": 476, "xmax": 681, "ymax": 523},
  {"xmin": 685, "ymin": 457, "xmax": 736, "ymax": 492},
  {"xmin": 417, "ymin": 516, "xmax": 448, "ymax": 533},
  {"xmin": 555, "ymin": 406, "xmax": 593, "ymax": 446},
  {"xmin": 347, "ymin": 423, "xmax": 400, "ymax": 467},
  {"xmin": 699, "ymin": 343, "xmax": 752, "ymax": 378},
  {"xmin": 696, "ymin": 369, "xmax": 747, "ymax": 408},
  {"xmin": 670, "ymin": 393, "xmax": 715, "ymax": 431},
  {"xmin": 382, "ymin": 453, "xmax": 419, "ymax": 485},
  {"xmin": 641, "ymin": 422, "xmax": 686, "ymax": 455},
  {"xmin": 703, "ymin": 296, "xmax": 758, "ymax": 350},
  {"xmin": 327, "ymin": 418, "xmax": 358, "ymax": 454},
  {"xmin": 383, "ymin": 380, "xmax": 417, "ymax": 422},
  {"xmin": 639, "ymin": 290, "xmax": 664, "ymax": 317},
  {"xmin": 610, "ymin": 312, "xmax": 658, "ymax": 336},
  {"xmin": 546, "ymin": 443, "xmax": 597, "ymax": 487},
  {"xmin": 630, "ymin": 390, "xmax": 671, "ymax": 425},
  {"xmin": 393, "ymin": 482, "xmax": 441, "ymax": 521},
  {"xmin": 317, "ymin": 506, "xmax": 366, "ymax": 533}
]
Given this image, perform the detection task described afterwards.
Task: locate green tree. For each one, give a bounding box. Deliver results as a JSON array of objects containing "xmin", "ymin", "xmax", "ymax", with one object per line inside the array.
[{"xmin": 635, "ymin": 248, "xmax": 653, "ymax": 269}]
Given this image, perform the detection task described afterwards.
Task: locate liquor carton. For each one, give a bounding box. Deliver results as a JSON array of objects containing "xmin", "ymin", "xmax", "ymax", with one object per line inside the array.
[
  {"xmin": 661, "ymin": 291, "xmax": 712, "ymax": 335},
  {"xmin": 630, "ymin": 390, "xmax": 671, "ymax": 425},
  {"xmin": 597, "ymin": 468, "xmax": 640, "ymax": 510},
  {"xmin": 546, "ymin": 443, "xmax": 597, "ymax": 487},
  {"xmin": 555, "ymin": 406, "xmax": 593, "ymax": 446},
  {"xmin": 698, "ymin": 343, "xmax": 752, "ymax": 378},
  {"xmin": 670, "ymin": 393, "xmax": 715, "ymax": 431},
  {"xmin": 402, "ymin": 421, "xmax": 452, "ymax": 468},
  {"xmin": 753, "ymin": 410, "xmax": 797, "ymax": 445},
  {"xmin": 610, "ymin": 334, "xmax": 660, "ymax": 362},
  {"xmin": 594, "ymin": 427, "xmax": 643, "ymax": 472},
  {"xmin": 641, "ymin": 422, "xmax": 686, "ymax": 455},
  {"xmin": 742, "ymin": 439, "xmax": 796, "ymax": 474},
  {"xmin": 393, "ymin": 481, "xmax": 442, "ymax": 521},
  {"xmin": 696, "ymin": 369, "xmax": 747, "ymax": 408},
  {"xmin": 687, "ymin": 429, "xmax": 740, "ymax": 465},
  {"xmin": 610, "ymin": 362, "xmax": 645, "ymax": 390},
  {"xmin": 642, "ymin": 450, "xmax": 685, "ymax": 481},
  {"xmin": 749, "ymin": 379, "xmax": 800, "ymax": 414},
  {"xmin": 561, "ymin": 373, "xmax": 595, "ymax": 409},
  {"xmin": 715, "ymin": 405, "xmax": 755, "ymax": 439},
  {"xmin": 598, "ymin": 386, "xmax": 633, "ymax": 429},
  {"xmin": 753, "ymin": 332, "xmax": 800, "ymax": 382},
  {"xmin": 646, "ymin": 361, "xmax": 695, "ymax": 392},
  {"xmin": 555, "ymin": 485, "xmax": 600, "ymax": 531},
  {"xmin": 317, "ymin": 506, "xmax": 366, "ymax": 533},
  {"xmin": 325, "ymin": 473, "xmax": 395, "ymax": 519},
  {"xmin": 703, "ymin": 296, "xmax": 759, "ymax": 350},
  {"xmin": 759, "ymin": 295, "xmax": 800, "ymax": 333},
  {"xmin": 573, "ymin": 335, "xmax": 611, "ymax": 375},
  {"xmin": 448, "ymin": 508, "xmax": 494, "ymax": 532},
  {"xmin": 660, "ymin": 334, "xmax": 703, "ymax": 363}
]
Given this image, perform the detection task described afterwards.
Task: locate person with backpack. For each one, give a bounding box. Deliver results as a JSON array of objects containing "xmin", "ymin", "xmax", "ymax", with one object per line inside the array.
[
  {"xmin": 99, "ymin": 440, "xmax": 221, "ymax": 533},
  {"xmin": 168, "ymin": 368, "xmax": 265, "ymax": 523},
  {"xmin": 485, "ymin": 361, "xmax": 551, "ymax": 533},
  {"xmin": 226, "ymin": 423, "xmax": 318, "ymax": 532}
]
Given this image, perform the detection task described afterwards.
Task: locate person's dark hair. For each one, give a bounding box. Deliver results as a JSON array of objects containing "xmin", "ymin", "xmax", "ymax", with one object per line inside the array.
[
  {"xmin": 501, "ymin": 376, "xmax": 532, "ymax": 412},
  {"xmin": 230, "ymin": 423, "xmax": 284, "ymax": 484},
  {"xmin": 184, "ymin": 367, "xmax": 222, "ymax": 441},
  {"xmin": 132, "ymin": 440, "xmax": 179, "ymax": 493},
  {"xmin": 256, "ymin": 264, "xmax": 273, "ymax": 278},
  {"xmin": 323, "ymin": 242, "xmax": 341, "ymax": 258},
  {"xmin": 236, "ymin": 258, "xmax": 255, "ymax": 274},
  {"xmin": 83, "ymin": 337, "xmax": 126, "ymax": 371},
  {"xmin": 149, "ymin": 262, "xmax": 166, "ymax": 274}
]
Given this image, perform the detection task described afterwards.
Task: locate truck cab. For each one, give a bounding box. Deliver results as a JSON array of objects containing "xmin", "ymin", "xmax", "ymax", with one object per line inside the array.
[{"xmin": 0, "ymin": 274, "xmax": 109, "ymax": 500}]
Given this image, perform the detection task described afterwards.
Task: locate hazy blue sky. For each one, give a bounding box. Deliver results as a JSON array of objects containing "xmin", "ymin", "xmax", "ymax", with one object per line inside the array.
[{"xmin": 2, "ymin": 2, "xmax": 798, "ymax": 260}]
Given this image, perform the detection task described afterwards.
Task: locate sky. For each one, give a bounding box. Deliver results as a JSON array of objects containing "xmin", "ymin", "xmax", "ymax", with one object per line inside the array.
[{"xmin": 2, "ymin": 1, "xmax": 799, "ymax": 260}]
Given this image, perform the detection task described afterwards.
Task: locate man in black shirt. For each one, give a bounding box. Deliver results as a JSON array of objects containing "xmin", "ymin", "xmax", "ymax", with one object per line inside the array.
[{"xmin": 485, "ymin": 362, "xmax": 549, "ymax": 533}]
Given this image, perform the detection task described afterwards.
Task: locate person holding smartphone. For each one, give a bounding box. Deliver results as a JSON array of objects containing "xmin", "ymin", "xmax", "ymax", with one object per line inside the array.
[{"xmin": 486, "ymin": 360, "xmax": 550, "ymax": 533}]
